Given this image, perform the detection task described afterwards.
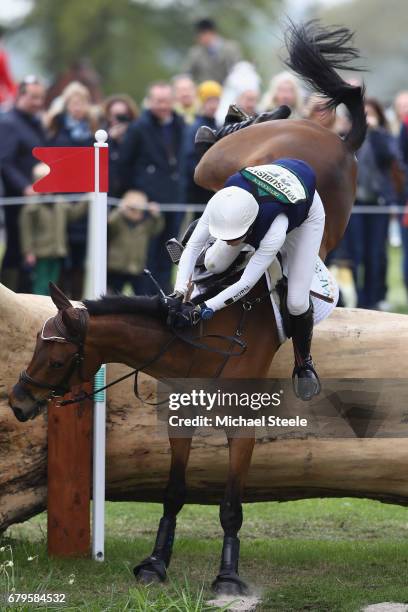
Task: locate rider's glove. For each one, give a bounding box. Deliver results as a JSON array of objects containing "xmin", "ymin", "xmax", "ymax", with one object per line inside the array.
[
  {"xmin": 173, "ymin": 303, "xmax": 201, "ymax": 328},
  {"xmin": 171, "ymin": 302, "xmax": 214, "ymax": 329},
  {"xmin": 164, "ymin": 291, "xmax": 184, "ymax": 326}
]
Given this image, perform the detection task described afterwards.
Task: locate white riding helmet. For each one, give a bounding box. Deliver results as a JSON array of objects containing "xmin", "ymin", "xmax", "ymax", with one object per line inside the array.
[{"xmin": 207, "ymin": 186, "xmax": 259, "ymax": 240}]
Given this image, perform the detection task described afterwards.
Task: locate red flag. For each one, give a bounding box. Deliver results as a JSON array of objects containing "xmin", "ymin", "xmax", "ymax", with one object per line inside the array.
[{"xmin": 32, "ymin": 147, "xmax": 108, "ymax": 193}]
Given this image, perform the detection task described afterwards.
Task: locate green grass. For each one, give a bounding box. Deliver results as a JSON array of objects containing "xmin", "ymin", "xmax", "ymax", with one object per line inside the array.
[
  {"xmin": 3, "ymin": 499, "xmax": 408, "ymax": 611},
  {"xmin": 387, "ymin": 246, "xmax": 408, "ymax": 313}
]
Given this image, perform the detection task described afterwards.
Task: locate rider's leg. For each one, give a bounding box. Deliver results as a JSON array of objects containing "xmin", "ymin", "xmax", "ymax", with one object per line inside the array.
[
  {"xmin": 204, "ymin": 239, "xmax": 244, "ymax": 274},
  {"xmin": 284, "ymin": 191, "xmax": 325, "ymax": 400},
  {"xmin": 167, "ymin": 228, "xmax": 243, "ymax": 271}
]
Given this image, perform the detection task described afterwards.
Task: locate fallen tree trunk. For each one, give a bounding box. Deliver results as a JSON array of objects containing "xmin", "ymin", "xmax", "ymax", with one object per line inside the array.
[{"xmin": 1, "ymin": 282, "xmax": 408, "ymax": 532}]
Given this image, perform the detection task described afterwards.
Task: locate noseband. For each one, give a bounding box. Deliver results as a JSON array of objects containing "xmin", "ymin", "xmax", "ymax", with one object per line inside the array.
[{"xmin": 19, "ymin": 309, "xmax": 89, "ymax": 399}]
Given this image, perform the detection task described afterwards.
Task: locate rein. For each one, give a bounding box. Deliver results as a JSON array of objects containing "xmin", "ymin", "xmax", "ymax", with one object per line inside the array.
[
  {"xmin": 22, "ymin": 290, "xmax": 271, "ymax": 409},
  {"xmin": 59, "ymin": 319, "xmax": 248, "ymax": 408}
]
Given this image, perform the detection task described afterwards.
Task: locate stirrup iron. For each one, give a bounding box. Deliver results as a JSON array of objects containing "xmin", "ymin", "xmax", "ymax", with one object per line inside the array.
[
  {"xmin": 292, "ymin": 358, "xmax": 321, "ymax": 401},
  {"xmin": 166, "ymin": 238, "xmax": 184, "ymax": 264}
]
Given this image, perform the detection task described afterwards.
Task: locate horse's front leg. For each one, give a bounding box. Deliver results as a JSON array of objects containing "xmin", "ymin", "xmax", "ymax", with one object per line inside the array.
[
  {"xmin": 212, "ymin": 435, "xmax": 255, "ymax": 595},
  {"xmin": 133, "ymin": 436, "xmax": 192, "ymax": 583}
]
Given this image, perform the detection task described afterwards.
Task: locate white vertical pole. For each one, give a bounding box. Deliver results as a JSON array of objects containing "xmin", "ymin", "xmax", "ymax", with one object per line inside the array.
[{"xmin": 90, "ymin": 129, "xmax": 108, "ymax": 561}]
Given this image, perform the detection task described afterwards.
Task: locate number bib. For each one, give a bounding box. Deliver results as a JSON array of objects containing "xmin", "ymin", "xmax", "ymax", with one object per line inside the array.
[{"xmin": 241, "ymin": 164, "xmax": 308, "ymax": 205}]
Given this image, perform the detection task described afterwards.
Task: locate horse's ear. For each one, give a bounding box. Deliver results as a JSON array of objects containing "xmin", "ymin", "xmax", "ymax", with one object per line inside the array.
[
  {"xmin": 61, "ymin": 307, "xmax": 83, "ymax": 337},
  {"xmin": 49, "ymin": 283, "xmax": 72, "ymax": 311}
]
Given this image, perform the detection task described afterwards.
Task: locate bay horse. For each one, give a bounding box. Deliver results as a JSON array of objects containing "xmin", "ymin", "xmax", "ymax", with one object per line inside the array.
[{"xmin": 8, "ymin": 21, "xmax": 366, "ymax": 595}]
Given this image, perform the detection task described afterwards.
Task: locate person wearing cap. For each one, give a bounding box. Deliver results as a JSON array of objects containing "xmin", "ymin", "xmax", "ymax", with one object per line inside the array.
[
  {"xmin": 184, "ymin": 18, "xmax": 241, "ymax": 85},
  {"xmin": 107, "ymin": 190, "xmax": 164, "ymax": 294},
  {"xmin": 168, "ymin": 159, "xmax": 325, "ymax": 401},
  {"xmin": 196, "ymin": 79, "xmax": 223, "ymax": 111},
  {"xmin": 183, "ymin": 80, "xmax": 222, "ymax": 212}
]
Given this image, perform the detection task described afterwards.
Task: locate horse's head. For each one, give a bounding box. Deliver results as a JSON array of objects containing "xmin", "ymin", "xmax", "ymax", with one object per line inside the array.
[{"xmin": 9, "ymin": 283, "xmax": 93, "ymax": 422}]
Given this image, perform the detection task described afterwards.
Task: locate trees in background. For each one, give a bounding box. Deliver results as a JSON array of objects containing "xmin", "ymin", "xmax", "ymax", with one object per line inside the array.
[{"xmin": 23, "ymin": 0, "xmax": 281, "ymax": 102}]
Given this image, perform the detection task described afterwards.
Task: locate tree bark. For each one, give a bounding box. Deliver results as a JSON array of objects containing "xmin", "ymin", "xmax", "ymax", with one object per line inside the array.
[{"xmin": 1, "ymin": 283, "xmax": 408, "ymax": 533}]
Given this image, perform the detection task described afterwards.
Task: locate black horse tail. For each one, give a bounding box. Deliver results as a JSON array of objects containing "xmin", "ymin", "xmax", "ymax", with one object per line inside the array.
[{"xmin": 284, "ymin": 20, "xmax": 366, "ymax": 152}]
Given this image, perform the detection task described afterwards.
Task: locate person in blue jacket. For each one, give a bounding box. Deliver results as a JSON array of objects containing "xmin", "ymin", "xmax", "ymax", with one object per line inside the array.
[{"xmin": 120, "ymin": 82, "xmax": 186, "ymax": 293}]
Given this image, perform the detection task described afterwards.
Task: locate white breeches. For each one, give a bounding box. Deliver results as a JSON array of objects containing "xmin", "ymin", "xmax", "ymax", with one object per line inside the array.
[{"xmin": 204, "ymin": 191, "xmax": 325, "ymax": 316}]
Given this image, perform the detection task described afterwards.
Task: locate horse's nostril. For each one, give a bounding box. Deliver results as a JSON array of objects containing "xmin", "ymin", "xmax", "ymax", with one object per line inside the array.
[
  {"xmin": 13, "ymin": 383, "xmax": 30, "ymax": 402},
  {"xmin": 11, "ymin": 406, "xmax": 29, "ymax": 422}
]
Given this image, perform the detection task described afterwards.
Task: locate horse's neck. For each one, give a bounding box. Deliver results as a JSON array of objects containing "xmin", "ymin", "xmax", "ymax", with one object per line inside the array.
[
  {"xmin": 86, "ymin": 281, "xmax": 280, "ymax": 380},
  {"xmin": 86, "ymin": 314, "xmax": 184, "ymax": 377}
]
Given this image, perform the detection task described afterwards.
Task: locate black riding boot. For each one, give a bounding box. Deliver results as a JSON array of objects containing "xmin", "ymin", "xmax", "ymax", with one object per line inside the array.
[{"xmin": 290, "ymin": 305, "xmax": 321, "ymax": 401}]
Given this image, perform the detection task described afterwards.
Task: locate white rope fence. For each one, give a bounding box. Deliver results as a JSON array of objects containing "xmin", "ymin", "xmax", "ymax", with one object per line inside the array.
[
  {"xmin": 0, "ymin": 194, "xmax": 206, "ymax": 213},
  {"xmin": 0, "ymin": 195, "xmax": 406, "ymax": 214}
]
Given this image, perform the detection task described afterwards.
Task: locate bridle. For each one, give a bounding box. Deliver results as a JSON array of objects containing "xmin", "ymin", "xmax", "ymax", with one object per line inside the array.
[{"xmin": 19, "ymin": 309, "xmax": 89, "ymax": 400}]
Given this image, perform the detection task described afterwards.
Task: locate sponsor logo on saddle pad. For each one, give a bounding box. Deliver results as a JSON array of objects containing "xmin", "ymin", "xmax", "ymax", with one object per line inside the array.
[
  {"xmin": 242, "ymin": 164, "xmax": 307, "ymax": 204},
  {"xmin": 311, "ymin": 258, "xmax": 337, "ymax": 302}
]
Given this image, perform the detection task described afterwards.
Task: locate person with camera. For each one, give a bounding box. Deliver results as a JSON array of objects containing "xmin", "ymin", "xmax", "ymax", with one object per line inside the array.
[{"xmin": 102, "ymin": 94, "xmax": 139, "ymax": 197}]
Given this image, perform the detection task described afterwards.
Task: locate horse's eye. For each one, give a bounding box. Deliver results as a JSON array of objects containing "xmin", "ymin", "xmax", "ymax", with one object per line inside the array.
[{"xmin": 50, "ymin": 361, "xmax": 64, "ymax": 369}]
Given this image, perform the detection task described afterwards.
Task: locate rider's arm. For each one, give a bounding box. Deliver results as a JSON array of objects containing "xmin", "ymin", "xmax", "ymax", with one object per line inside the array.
[
  {"xmin": 174, "ymin": 208, "xmax": 211, "ymax": 295},
  {"xmin": 205, "ymin": 213, "xmax": 289, "ymax": 311}
]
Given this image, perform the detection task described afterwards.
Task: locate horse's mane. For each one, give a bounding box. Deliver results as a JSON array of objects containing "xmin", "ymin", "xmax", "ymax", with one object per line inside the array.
[{"xmin": 83, "ymin": 294, "xmax": 166, "ymax": 319}]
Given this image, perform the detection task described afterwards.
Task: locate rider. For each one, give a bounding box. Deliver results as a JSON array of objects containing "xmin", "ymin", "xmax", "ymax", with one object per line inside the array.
[{"xmin": 168, "ymin": 158, "xmax": 325, "ymax": 401}]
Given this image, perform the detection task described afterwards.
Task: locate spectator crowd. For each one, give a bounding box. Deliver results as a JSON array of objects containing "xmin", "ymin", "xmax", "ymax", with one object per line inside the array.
[{"xmin": 0, "ymin": 17, "xmax": 407, "ymax": 310}]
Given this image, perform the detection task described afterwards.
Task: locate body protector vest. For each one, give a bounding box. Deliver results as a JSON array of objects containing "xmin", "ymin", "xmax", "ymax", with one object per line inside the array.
[{"xmin": 224, "ymin": 158, "xmax": 317, "ymax": 249}]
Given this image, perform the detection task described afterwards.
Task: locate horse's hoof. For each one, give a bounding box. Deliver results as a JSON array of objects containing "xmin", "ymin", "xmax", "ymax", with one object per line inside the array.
[
  {"xmin": 134, "ymin": 566, "xmax": 163, "ymax": 584},
  {"xmin": 211, "ymin": 573, "xmax": 249, "ymax": 596},
  {"xmin": 133, "ymin": 557, "xmax": 167, "ymax": 584}
]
